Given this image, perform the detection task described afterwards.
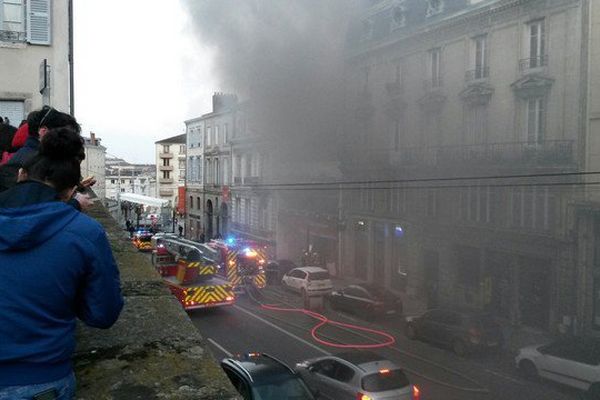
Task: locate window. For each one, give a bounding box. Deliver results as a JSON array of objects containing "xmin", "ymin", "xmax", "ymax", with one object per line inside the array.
[
  {"xmin": 162, "ymin": 171, "xmax": 170, "ymax": 179},
  {"xmin": 391, "ymin": 6, "xmax": 405, "ymax": 30},
  {"xmin": 189, "ymin": 196, "xmax": 194, "ymax": 209},
  {"xmin": 511, "ymin": 187, "xmax": 555, "ymax": 230},
  {"xmin": 223, "ymin": 123, "xmax": 228, "ymax": 143},
  {"xmin": 362, "ymin": 369, "xmax": 410, "ymax": 392},
  {"xmin": 214, "ymin": 158, "xmax": 220, "ymax": 185},
  {"xmin": 472, "ymin": 34, "xmax": 488, "ymax": 79},
  {"xmin": 312, "ymin": 360, "xmax": 354, "ymax": 383},
  {"xmin": 429, "ymin": 48, "xmax": 442, "ymax": 87},
  {"xmin": 206, "ymin": 127, "xmax": 212, "ymax": 146},
  {"xmin": 526, "ymin": 97, "xmax": 546, "ymax": 144},
  {"xmin": 426, "ymin": 0, "xmax": 443, "ymax": 17},
  {"xmin": 460, "ymin": 186, "xmax": 489, "ymax": 223},
  {"xmin": 528, "ymin": 19, "xmax": 546, "ymax": 67},
  {"xmin": 223, "ymin": 158, "xmax": 229, "ymax": 185},
  {"xmin": 162, "ymin": 145, "xmax": 170, "ymax": 153},
  {"xmin": 111, "ymin": 179, "xmax": 115, "ymax": 184},
  {"xmin": 244, "ymin": 199, "xmax": 251, "ymax": 225},
  {"xmin": 179, "ymin": 144, "xmax": 185, "ymax": 153},
  {"xmin": 215, "ymin": 125, "xmax": 220, "ymax": 145},
  {"xmin": 162, "ymin": 158, "xmax": 170, "ymax": 166},
  {"xmin": 197, "ymin": 197, "xmax": 200, "ymax": 209}
]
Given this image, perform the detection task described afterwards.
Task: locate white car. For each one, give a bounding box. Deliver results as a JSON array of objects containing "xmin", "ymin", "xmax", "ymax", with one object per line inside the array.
[
  {"xmin": 281, "ymin": 266, "xmax": 333, "ymax": 297},
  {"xmin": 515, "ymin": 337, "xmax": 600, "ymax": 391}
]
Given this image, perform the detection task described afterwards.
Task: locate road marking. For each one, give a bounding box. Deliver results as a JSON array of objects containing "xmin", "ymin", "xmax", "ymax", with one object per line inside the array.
[
  {"xmin": 483, "ymin": 368, "xmax": 524, "ymax": 385},
  {"xmin": 207, "ymin": 338, "xmax": 233, "ymax": 357},
  {"xmin": 234, "ymin": 305, "xmax": 331, "ymax": 356},
  {"xmin": 257, "ymin": 291, "xmax": 489, "ymax": 393}
]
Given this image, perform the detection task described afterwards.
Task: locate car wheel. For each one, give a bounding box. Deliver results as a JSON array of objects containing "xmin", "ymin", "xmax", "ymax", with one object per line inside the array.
[
  {"xmin": 453, "ymin": 339, "xmax": 467, "ymax": 357},
  {"xmin": 406, "ymin": 323, "xmax": 417, "ymax": 340},
  {"xmin": 519, "ymin": 360, "xmax": 539, "ymax": 380}
]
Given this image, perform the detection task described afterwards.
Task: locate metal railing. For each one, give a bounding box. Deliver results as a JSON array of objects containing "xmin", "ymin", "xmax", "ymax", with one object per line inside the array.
[
  {"xmin": 519, "ymin": 55, "xmax": 549, "ymax": 72},
  {"xmin": 391, "ymin": 140, "xmax": 574, "ymax": 167},
  {"xmin": 423, "ymin": 76, "xmax": 443, "ymax": 91},
  {"xmin": 0, "ymin": 30, "xmax": 26, "ymax": 42},
  {"xmin": 465, "ymin": 67, "xmax": 490, "ymax": 82}
]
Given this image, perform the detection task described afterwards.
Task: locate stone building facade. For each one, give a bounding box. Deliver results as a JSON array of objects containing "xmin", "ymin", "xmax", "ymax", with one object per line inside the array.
[{"xmin": 341, "ymin": 0, "xmax": 598, "ymax": 334}]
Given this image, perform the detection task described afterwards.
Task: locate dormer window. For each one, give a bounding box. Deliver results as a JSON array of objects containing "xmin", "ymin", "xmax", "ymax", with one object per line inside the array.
[
  {"xmin": 391, "ymin": 6, "xmax": 406, "ymax": 29},
  {"xmin": 426, "ymin": 0, "xmax": 444, "ymax": 17}
]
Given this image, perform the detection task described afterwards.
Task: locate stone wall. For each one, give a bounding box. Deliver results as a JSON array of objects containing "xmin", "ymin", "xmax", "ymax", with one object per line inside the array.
[{"xmin": 74, "ymin": 203, "xmax": 239, "ymax": 400}]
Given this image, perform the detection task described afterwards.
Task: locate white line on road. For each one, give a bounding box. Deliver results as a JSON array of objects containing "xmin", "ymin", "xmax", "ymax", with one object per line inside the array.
[
  {"xmin": 234, "ymin": 305, "xmax": 331, "ymax": 356},
  {"xmin": 483, "ymin": 368, "xmax": 524, "ymax": 385},
  {"xmin": 207, "ymin": 338, "xmax": 233, "ymax": 357}
]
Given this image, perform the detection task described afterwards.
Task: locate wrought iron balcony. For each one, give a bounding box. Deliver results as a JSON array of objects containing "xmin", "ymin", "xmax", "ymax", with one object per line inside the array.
[
  {"xmin": 385, "ymin": 82, "xmax": 403, "ymax": 97},
  {"xmin": 465, "ymin": 67, "xmax": 489, "ymax": 82},
  {"xmin": 0, "ymin": 30, "xmax": 26, "ymax": 42},
  {"xmin": 423, "ymin": 76, "xmax": 443, "ymax": 91},
  {"xmin": 391, "ymin": 140, "xmax": 575, "ymax": 168},
  {"xmin": 519, "ymin": 55, "xmax": 549, "ymax": 72}
]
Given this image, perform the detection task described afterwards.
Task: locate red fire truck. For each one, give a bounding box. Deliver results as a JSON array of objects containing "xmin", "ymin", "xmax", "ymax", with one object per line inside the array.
[
  {"xmin": 132, "ymin": 230, "xmax": 154, "ymax": 252},
  {"xmin": 152, "ymin": 235, "xmax": 235, "ymax": 310},
  {"xmin": 207, "ymin": 238, "xmax": 268, "ymax": 293}
]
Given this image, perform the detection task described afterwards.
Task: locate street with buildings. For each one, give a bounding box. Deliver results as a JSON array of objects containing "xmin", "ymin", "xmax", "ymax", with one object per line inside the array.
[{"xmin": 2, "ymin": 0, "xmax": 600, "ymax": 398}]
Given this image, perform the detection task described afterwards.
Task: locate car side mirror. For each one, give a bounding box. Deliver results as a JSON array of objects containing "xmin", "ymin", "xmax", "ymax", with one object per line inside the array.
[{"xmin": 307, "ymin": 365, "xmax": 316, "ymax": 373}]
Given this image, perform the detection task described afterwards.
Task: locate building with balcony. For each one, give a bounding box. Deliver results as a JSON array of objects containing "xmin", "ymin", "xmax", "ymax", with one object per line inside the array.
[
  {"xmin": 155, "ymin": 133, "xmax": 186, "ymax": 207},
  {"xmin": 0, "ymin": 0, "xmax": 72, "ymax": 120},
  {"xmin": 105, "ymin": 157, "xmax": 155, "ymax": 200},
  {"xmin": 184, "ymin": 93, "xmax": 238, "ymax": 240},
  {"xmin": 82, "ymin": 132, "xmax": 106, "ymax": 199},
  {"xmin": 340, "ymin": 0, "xmax": 599, "ymax": 335}
]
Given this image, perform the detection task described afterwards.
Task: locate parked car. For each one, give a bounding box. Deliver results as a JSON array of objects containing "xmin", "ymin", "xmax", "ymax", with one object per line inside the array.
[
  {"xmin": 295, "ymin": 351, "xmax": 419, "ymax": 400},
  {"xmin": 405, "ymin": 309, "xmax": 503, "ymax": 356},
  {"xmin": 327, "ymin": 283, "xmax": 403, "ymax": 319},
  {"xmin": 516, "ymin": 337, "xmax": 600, "ymax": 392},
  {"xmin": 266, "ymin": 259, "xmax": 299, "ymax": 284},
  {"xmin": 281, "ymin": 266, "xmax": 333, "ymax": 297},
  {"xmin": 221, "ymin": 353, "xmax": 316, "ymax": 400}
]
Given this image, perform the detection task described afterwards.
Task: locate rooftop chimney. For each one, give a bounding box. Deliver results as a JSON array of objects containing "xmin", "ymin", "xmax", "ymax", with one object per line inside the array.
[{"xmin": 212, "ymin": 92, "xmax": 238, "ymax": 113}]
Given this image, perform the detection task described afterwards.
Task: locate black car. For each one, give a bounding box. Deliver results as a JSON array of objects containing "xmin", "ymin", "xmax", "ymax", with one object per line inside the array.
[
  {"xmin": 221, "ymin": 353, "xmax": 316, "ymax": 400},
  {"xmin": 405, "ymin": 309, "xmax": 503, "ymax": 356},
  {"xmin": 327, "ymin": 283, "xmax": 403, "ymax": 319},
  {"xmin": 266, "ymin": 259, "xmax": 299, "ymax": 284}
]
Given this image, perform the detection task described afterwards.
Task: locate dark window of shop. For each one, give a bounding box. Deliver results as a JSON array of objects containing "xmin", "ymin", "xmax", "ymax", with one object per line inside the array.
[
  {"xmin": 593, "ymin": 218, "xmax": 600, "ymax": 330},
  {"xmin": 455, "ymin": 246, "xmax": 480, "ymax": 305}
]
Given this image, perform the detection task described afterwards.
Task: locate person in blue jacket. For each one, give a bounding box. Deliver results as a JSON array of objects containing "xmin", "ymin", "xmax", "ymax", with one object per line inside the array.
[{"xmin": 0, "ymin": 127, "xmax": 124, "ymax": 399}]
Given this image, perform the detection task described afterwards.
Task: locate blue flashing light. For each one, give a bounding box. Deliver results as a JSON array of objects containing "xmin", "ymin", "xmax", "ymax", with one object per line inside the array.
[
  {"xmin": 226, "ymin": 237, "xmax": 236, "ymax": 245},
  {"xmin": 394, "ymin": 226, "xmax": 404, "ymax": 237}
]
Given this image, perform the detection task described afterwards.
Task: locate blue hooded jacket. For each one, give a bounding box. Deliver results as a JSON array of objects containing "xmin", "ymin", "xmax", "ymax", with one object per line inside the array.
[{"xmin": 0, "ymin": 181, "xmax": 124, "ymax": 386}]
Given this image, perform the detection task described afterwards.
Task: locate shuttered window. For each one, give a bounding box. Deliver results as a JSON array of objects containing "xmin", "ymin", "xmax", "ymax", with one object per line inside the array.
[
  {"xmin": 1, "ymin": 0, "xmax": 25, "ymax": 35},
  {"xmin": 27, "ymin": 0, "xmax": 51, "ymax": 45},
  {"xmin": 0, "ymin": 100, "xmax": 24, "ymax": 125}
]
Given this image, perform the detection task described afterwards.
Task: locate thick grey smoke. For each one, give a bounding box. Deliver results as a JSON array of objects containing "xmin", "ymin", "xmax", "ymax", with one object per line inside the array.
[{"xmin": 181, "ymin": 0, "xmax": 359, "ymax": 179}]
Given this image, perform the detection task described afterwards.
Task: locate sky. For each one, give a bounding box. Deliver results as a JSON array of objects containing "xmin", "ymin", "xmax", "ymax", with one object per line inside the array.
[{"xmin": 74, "ymin": 0, "xmax": 217, "ymax": 164}]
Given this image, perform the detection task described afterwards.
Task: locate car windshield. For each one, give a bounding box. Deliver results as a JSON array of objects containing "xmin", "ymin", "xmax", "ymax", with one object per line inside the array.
[
  {"xmin": 252, "ymin": 376, "xmax": 314, "ymax": 400},
  {"xmin": 361, "ymin": 369, "xmax": 410, "ymax": 392},
  {"xmin": 308, "ymin": 271, "xmax": 330, "ymax": 281}
]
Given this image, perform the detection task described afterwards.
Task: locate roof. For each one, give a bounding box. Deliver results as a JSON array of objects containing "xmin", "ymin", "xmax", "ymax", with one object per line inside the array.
[
  {"xmin": 226, "ymin": 354, "xmax": 295, "ymax": 384},
  {"xmin": 335, "ymin": 351, "xmax": 384, "ymax": 366},
  {"xmin": 296, "ymin": 266, "xmax": 329, "ymax": 273},
  {"xmin": 155, "ymin": 133, "xmax": 186, "ymax": 144}
]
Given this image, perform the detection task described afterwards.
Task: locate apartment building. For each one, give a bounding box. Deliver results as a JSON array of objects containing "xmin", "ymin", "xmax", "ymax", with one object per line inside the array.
[
  {"xmin": 0, "ymin": 0, "xmax": 72, "ymax": 119},
  {"xmin": 341, "ymin": 0, "xmax": 598, "ymax": 334},
  {"xmin": 155, "ymin": 133, "xmax": 186, "ymax": 207},
  {"xmin": 82, "ymin": 132, "xmax": 105, "ymax": 199},
  {"xmin": 105, "ymin": 157, "xmax": 155, "ymax": 200}
]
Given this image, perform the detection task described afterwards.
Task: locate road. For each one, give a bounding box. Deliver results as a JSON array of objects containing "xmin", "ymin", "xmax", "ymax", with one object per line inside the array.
[{"xmin": 189, "ymin": 285, "xmax": 581, "ymax": 400}]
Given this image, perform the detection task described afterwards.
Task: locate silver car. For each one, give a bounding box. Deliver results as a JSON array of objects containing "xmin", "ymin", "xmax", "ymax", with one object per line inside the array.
[{"xmin": 295, "ymin": 352, "xmax": 418, "ymax": 400}]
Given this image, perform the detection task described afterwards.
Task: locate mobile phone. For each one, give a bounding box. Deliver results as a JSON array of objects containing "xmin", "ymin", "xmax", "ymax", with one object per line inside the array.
[{"xmin": 33, "ymin": 388, "xmax": 58, "ymax": 400}]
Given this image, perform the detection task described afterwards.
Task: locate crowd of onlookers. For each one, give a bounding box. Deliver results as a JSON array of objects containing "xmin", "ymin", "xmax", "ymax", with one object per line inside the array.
[{"xmin": 0, "ymin": 107, "xmax": 124, "ymax": 400}]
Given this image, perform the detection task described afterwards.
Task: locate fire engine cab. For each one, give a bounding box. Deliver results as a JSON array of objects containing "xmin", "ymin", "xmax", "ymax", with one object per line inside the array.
[
  {"xmin": 132, "ymin": 230, "xmax": 154, "ymax": 252},
  {"xmin": 207, "ymin": 238, "xmax": 267, "ymax": 293},
  {"xmin": 152, "ymin": 235, "xmax": 235, "ymax": 310}
]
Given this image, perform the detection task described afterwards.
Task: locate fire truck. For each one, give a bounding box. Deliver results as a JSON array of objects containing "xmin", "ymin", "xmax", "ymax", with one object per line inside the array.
[
  {"xmin": 151, "ymin": 235, "xmax": 235, "ymax": 310},
  {"xmin": 207, "ymin": 238, "xmax": 267, "ymax": 293},
  {"xmin": 132, "ymin": 230, "xmax": 154, "ymax": 252}
]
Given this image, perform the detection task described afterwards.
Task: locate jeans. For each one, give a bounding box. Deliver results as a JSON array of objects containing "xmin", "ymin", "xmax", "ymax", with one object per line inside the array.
[{"xmin": 0, "ymin": 372, "xmax": 75, "ymax": 400}]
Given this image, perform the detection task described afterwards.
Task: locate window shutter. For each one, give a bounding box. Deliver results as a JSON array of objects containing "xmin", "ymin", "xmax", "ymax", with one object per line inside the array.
[{"xmin": 27, "ymin": 0, "xmax": 50, "ymax": 45}]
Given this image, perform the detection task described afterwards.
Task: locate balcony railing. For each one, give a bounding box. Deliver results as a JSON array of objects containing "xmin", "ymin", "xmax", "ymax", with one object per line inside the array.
[
  {"xmin": 0, "ymin": 30, "xmax": 26, "ymax": 42},
  {"xmin": 385, "ymin": 82, "xmax": 403, "ymax": 97},
  {"xmin": 519, "ymin": 55, "xmax": 549, "ymax": 72},
  {"xmin": 159, "ymin": 153, "xmax": 173, "ymax": 158},
  {"xmin": 159, "ymin": 189, "xmax": 173, "ymax": 196},
  {"xmin": 423, "ymin": 76, "xmax": 443, "ymax": 91},
  {"xmin": 159, "ymin": 165, "xmax": 173, "ymax": 171},
  {"xmin": 159, "ymin": 178, "xmax": 173, "ymax": 184},
  {"xmin": 465, "ymin": 67, "xmax": 489, "ymax": 82},
  {"xmin": 243, "ymin": 176, "xmax": 261, "ymax": 184},
  {"xmin": 391, "ymin": 140, "xmax": 574, "ymax": 168}
]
